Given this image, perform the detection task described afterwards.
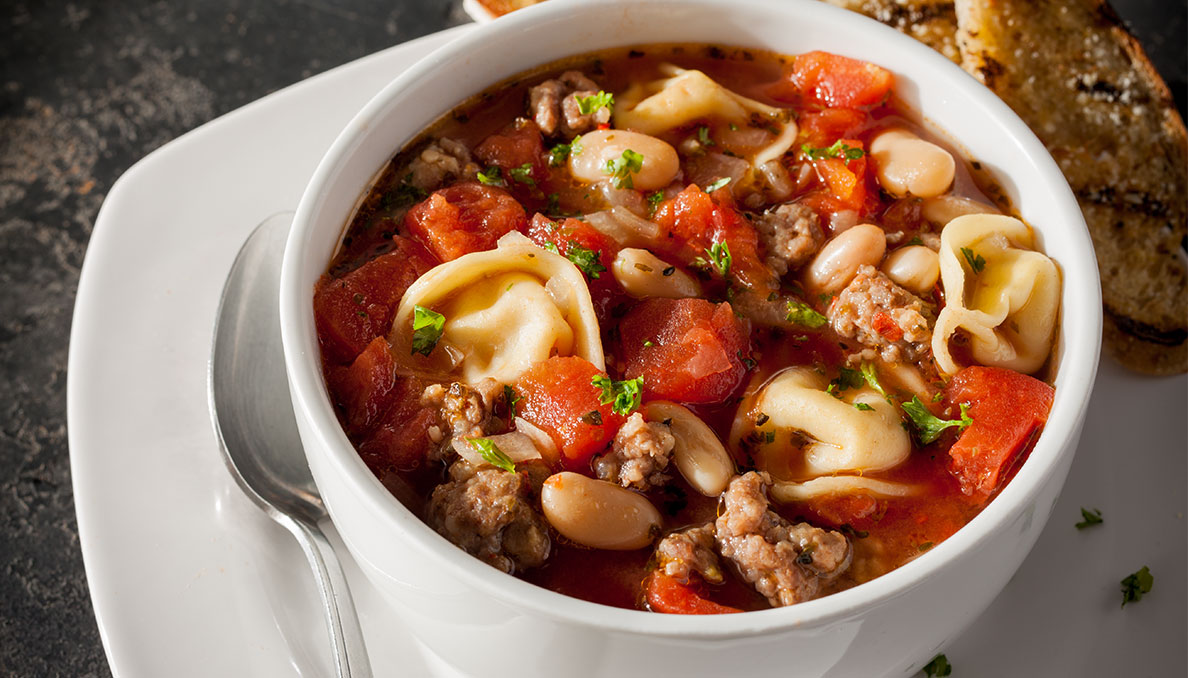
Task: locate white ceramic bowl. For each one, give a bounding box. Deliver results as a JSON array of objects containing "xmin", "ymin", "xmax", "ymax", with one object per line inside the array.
[{"xmin": 280, "ymin": 1, "xmax": 1101, "ymax": 675}]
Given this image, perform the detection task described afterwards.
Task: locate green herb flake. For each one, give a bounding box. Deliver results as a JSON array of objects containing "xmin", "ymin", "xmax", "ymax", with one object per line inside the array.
[
  {"xmin": 646, "ymin": 190, "xmax": 665, "ymax": 216},
  {"xmin": 548, "ymin": 143, "xmax": 573, "ymax": 167},
  {"xmin": 705, "ymin": 176, "xmax": 732, "ymax": 192},
  {"xmin": 763, "ymin": 431, "xmax": 776, "ymax": 444},
  {"xmin": 918, "ymin": 541, "xmax": 934, "ymax": 552},
  {"xmin": 575, "ymin": 90, "xmax": 614, "ymax": 115},
  {"xmin": 546, "ymin": 192, "xmax": 561, "ymax": 214},
  {"xmin": 931, "ymin": 391, "xmax": 945, "ymax": 403},
  {"xmin": 476, "ymin": 166, "xmax": 504, "ymax": 186},
  {"xmin": 384, "ymin": 174, "xmax": 428, "ymax": 209},
  {"xmin": 591, "ymin": 375, "xmax": 644, "ymax": 415},
  {"xmin": 854, "ymin": 402, "xmax": 874, "ymax": 411},
  {"xmin": 907, "ymin": 236, "xmax": 924, "ymax": 246},
  {"xmin": 729, "ymin": 122, "xmax": 739, "ymax": 131},
  {"xmin": 643, "ymin": 340, "xmax": 655, "ymax": 347},
  {"xmin": 410, "ymin": 305, "xmax": 446, "ymax": 356},
  {"xmin": 504, "ymin": 385, "xmax": 522, "ymax": 420},
  {"xmin": 1120, "ymin": 566, "xmax": 1153, "ymax": 607},
  {"xmin": 923, "ymin": 653, "xmax": 952, "ymax": 677},
  {"xmin": 902, "ymin": 397, "xmax": 972, "ymax": 444},
  {"xmin": 697, "ymin": 125, "xmax": 715, "ymax": 147},
  {"xmin": 829, "ymin": 367, "xmax": 864, "ymax": 394},
  {"xmin": 543, "ymin": 241, "xmax": 560, "ymax": 254},
  {"xmin": 581, "ymin": 410, "xmax": 604, "ymax": 426},
  {"xmin": 801, "ymin": 139, "xmax": 865, "ymax": 162},
  {"xmin": 508, "ymin": 162, "xmax": 536, "ymax": 186},
  {"xmin": 961, "ymin": 246, "xmax": 987, "ymax": 274},
  {"xmin": 785, "ymin": 300, "xmax": 827, "ymax": 328},
  {"xmin": 1075, "ymin": 507, "xmax": 1104, "ymax": 530},
  {"xmin": 859, "ymin": 363, "xmax": 889, "ymax": 399},
  {"xmin": 563, "ymin": 241, "xmax": 607, "ymax": 279},
  {"xmin": 469, "ymin": 437, "xmax": 516, "ymax": 473},
  {"xmin": 603, "ymin": 149, "xmax": 645, "ymax": 189}
]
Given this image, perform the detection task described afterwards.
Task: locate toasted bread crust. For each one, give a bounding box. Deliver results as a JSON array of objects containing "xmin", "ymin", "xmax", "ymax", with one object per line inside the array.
[{"xmin": 822, "ymin": 1, "xmax": 962, "ymax": 62}]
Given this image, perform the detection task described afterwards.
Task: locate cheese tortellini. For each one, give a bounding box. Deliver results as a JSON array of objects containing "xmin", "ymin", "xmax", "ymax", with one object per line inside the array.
[
  {"xmin": 932, "ymin": 214, "xmax": 1060, "ymax": 375},
  {"xmin": 733, "ymin": 368, "xmax": 913, "ymax": 501},
  {"xmin": 614, "ymin": 65, "xmax": 783, "ymax": 135},
  {"xmin": 390, "ymin": 232, "xmax": 604, "ymax": 383}
]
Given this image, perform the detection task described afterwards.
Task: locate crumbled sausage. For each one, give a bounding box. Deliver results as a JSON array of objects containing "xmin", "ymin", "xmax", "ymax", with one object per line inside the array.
[
  {"xmin": 426, "ymin": 459, "xmax": 551, "ymax": 574},
  {"xmin": 407, "ymin": 138, "xmax": 479, "ymax": 191},
  {"xmin": 828, "ymin": 265, "xmax": 935, "ymax": 364},
  {"xmin": 715, "ymin": 472, "xmax": 852, "ymax": 607},
  {"xmin": 527, "ymin": 70, "xmax": 610, "ymax": 139},
  {"xmin": 655, "ymin": 523, "xmax": 723, "ymax": 584},
  {"xmin": 753, "ymin": 202, "xmax": 825, "ymax": 276},
  {"xmin": 421, "ymin": 380, "xmax": 499, "ymax": 461},
  {"xmin": 593, "ymin": 412, "xmax": 675, "ymax": 491}
]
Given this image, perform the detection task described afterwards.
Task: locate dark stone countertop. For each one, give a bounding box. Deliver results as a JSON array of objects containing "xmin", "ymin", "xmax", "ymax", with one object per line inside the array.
[{"xmin": 0, "ymin": 1, "xmax": 1183, "ymax": 675}]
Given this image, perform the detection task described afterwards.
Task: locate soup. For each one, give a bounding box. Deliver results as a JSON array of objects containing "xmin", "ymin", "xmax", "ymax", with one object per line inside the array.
[{"xmin": 312, "ymin": 44, "xmax": 1059, "ymax": 613}]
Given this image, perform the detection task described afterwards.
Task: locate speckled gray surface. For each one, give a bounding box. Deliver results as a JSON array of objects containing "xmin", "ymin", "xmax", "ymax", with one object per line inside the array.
[{"xmin": 0, "ymin": 1, "xmax": 1183, "ymax": 675}]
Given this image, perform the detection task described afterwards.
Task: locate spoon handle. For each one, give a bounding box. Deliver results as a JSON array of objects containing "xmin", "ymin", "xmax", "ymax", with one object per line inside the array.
[{"xmin": 281, "ymin": 515, "xmax": 373, "ymax": 678}]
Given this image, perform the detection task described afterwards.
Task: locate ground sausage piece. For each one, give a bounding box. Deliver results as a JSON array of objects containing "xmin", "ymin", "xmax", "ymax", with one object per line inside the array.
[
  {"xmin": 715, "ymin": 472, "xmax": 852, "ymax": 607},
  {"xmin": 527, "ymin": 70, "xmax": 610, "ymax": 139},
  {"xmin": 828, "ymin": 265, "xmax": 935, "ymax": 364},
  {"xmin": 593, "ymin": 413, "xmax": 675, "ymax": 491},
  {"xmin": 655, "ymin": 523, "xmax": 723, "ymax": 584},
  {"xmin": 407, "ymin": 138, "xmax": 479, "ymax": 192},
  {"xmin": 753, "ymin": 203, "xmax": 824, "ymax": 276},
  {"xmin": 426, "ymin": 459, "xmax": 551, "ymax": 574},
  {"xmin": 421, "ymin": 380, "xmax": 500, "ymax": 460}
]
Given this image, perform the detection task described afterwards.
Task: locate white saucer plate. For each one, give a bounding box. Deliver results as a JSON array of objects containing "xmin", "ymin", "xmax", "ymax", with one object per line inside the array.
[{"xmin": 68, "ymin": 24, "xmax": 1186, "ymax": 678}]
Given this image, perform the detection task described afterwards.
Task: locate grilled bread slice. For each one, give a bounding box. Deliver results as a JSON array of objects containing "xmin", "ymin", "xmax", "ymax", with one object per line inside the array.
[
  {"xmin": 952, "ymin": 0, "xmax": 1187, "ymax": 374},
  {"xmin": 822, "ymin": 0, "xmax": 962, "ymax": 62}
]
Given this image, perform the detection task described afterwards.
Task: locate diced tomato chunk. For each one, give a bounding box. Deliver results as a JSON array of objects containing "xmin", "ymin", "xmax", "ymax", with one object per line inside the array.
[
  {"xmin": 357, "ymin": 378, "xmax": 438, "ymax": 473},
  {"xmin": 313, "ymin": 235, "xmax": 438, "ymax": 364},
  {"xmin": 403, "ymin": 183, "xmax": 527, "ymax": 261},
  {"xmin": 619, "ymin": 298, "xmax": 751, "ymax": 404},
  {"xmin": 652, "ymin": 185, "xmax": 773, "ymax": 290},
  {"xmin": 797, "ymin": 108, "xmax": 867, "ymax": 149},
  {"xmin": 643, "ymin": 571, "xmax": 741, "ymax": 615},
  {"xmin": 945, "ymin": 366, "xmax": 1055, "ymax": 499},
  {"xmin": 514, "ymin": 356, "xmax": 627, "ymax": 470},
  {"xmin": 325, "ymin": 336, "xmax": 398, "ymax": 435},
  {"xmin": 790, "ymin": 51, "xmax": 894, "ymax": 108},
  {"xmin": 800, "ymin": 493, "xmax": 885, "ymax": 531},
  {"xmin": 474, "ymin": 119, "xmax": 550, "ymax": 198}
]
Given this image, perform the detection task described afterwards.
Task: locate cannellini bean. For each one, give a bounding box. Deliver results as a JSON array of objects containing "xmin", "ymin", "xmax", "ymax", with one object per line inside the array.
[
  {"xmin": 870, "ymin": 129, "xmax": 955, "ymax": 198},
  {"xmin": 920, "ymin": 195, "xmax": 999, "ymax": 227},
  {"xmin": 644, "ymin": 401, "xmax": 734, "ymax": 497},
  {"xmin": 569, "ymin": 129, "xmax": 679, "ymax": 191},
  {"xmin": 804, "ymin": 223, "xmax": 887, "ymax": 294},
  {"xmin": 881, "ymin": 245, "xmax": 940, "ymax": 296},
  {"xmin": 541, "ymin": 472, "xmax": 661, "ymax": 550},
  {"xmin": 612, "ymin": 249, "xmax": 701, "ymax": 299}
]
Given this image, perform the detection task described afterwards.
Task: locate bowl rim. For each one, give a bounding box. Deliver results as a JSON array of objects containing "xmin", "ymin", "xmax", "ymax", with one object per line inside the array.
[{"xmin": 281, "ymin": 0, "xmax": 1102, "ymax": 638}]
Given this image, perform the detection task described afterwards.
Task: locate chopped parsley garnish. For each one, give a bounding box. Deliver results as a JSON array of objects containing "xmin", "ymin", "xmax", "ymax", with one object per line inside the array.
[
  {"xmin": 1075, "ymin": 507, "xmax": 1104, "ymax": 530},
  {"xmin": 860, "ymin": 362, "xmax": 889, "ymax": 399},
  {"xmin": 1120, "ymin": 566, "xmax": 1153, "ymax": 607},
  {"xmin": 564, "ymin": 242, "xmax": 607, "ymax": 279},
  {"xmin": 918, "ymin": 541, "xmax": 934, "ymax": 552},
  {"xmin": 785, "ymin": 300, "xmax": 827, "ymax": 328},
  {"xmin": 902, "ymin": 397, "xmax": 972, "ymax": 444},
  {"xmin": 603, "ymin": 149, "xmax": 645, "ymax": 189},
  {"xmin": 546, "ymin": 192, "xmax": 561, "ymax": 214},
  {"xmin": 504, "ymin": 385, "xmax": 522, "ymax": 420},
  {"xmin": 828, "ymin": 367, "xmax": 864, "ymax": 396},
  {"xmin": 854, "ymin": 402, "xmax": 874, "ymax": 411},
  {"xmin": 476, "ymin": 166, "xmax": 504, "ymax": 186},
  {"xmin": 907, "ymin": 236, "xmax": 924, "ymax": 246},
  {"xmin": 581, "ymin": 410, "xmax": 603, "ymax": 425},
  {"xmin": 469, "ymin": 437, "xmax": 516, "ymax": 473},
  {"xmin": 591, "ymin": 375, "xmax": 644, "ymax": 415},
  {"xmin": 643, "ymin": 340, "xmax": 655, "ymax": 347},
  {"xmin": 801, "ymin": 139, "xmax": 865, "ymax": 162},
  {"xmin": 646, "ymin": 190, "xmax": 665, "ymax": 216},
  {"xmin": 705, "ymin": 177, "xmax": 732, "ymax": 192},
  {"xmin": 542, "ymin": 241, "xmax": 560, "ymax": 254},
  {"xmin": 694, "ymin": 241, "xmax": 732, "ymax": 278},
  {"xmin": 575, "ymin": 90, "xmax": 614, "ymax": 115},
  {"xmin": 961, "ymin": 246, "xmax": 987, "ymax": 274},
  {"xmin": 922, "ymin": 654, "xmax": 952, "ymax": 677},
  {"xmin": 548, "ymin": 142, "xmax": 573, "ymax": 166},
  {"xmin": 384, "ymin": 173, "xmax": 427, "ymax": 209},
  {"xmin": 931, "ymin": 391, "xmax": 945, "ymax": 403},
  {"xmin": 410, "ymin": 305, "xmax": 445, "ymax": 356},
  {"xmin": 508, "ymin": 162, "xmax": 535, "ymax": 186},
  {"xmin": 697, "ymin": 125, "xmax": 715, "ymax": 147}
]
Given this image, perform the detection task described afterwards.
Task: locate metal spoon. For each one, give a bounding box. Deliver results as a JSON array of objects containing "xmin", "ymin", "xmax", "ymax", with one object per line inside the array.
[{"xmin": 208, "ymin": 213, "xmax": 372, "ymax": 678}]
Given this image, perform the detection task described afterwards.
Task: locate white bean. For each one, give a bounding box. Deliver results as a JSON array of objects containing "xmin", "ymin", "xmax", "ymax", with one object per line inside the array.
[
  {"xmin": 804, "ymin": 223, "xmax": 887, "ymax": 294},
  {"xmin": 569, "ymin": 129, "xmax": 679, "ymax": 191},
  {"xmin": 870, "ymin": 129, "xmax": 955, "ymax": 198},
  {"xmin": 612, "ymin": 249, "xmax": 701, "ymax": 299},
  {"xmin": 920, "ymin": 195, "xmax": 999, "ymax": 228},
  {"xmin": 541, "ymin": 472, "xmax": 661, "ymax": 550},
  {"xmin": 881, "ymin": 245, "xmax": 940, "ymax": 296},
  {"xmin": 644, "ymin": 401, "xmax": 734, "ymax": 497}
]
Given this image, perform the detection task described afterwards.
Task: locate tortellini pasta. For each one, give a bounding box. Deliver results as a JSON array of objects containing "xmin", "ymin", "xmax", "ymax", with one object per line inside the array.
[
  {"xmin": 732, "ymin": 368, "xmax": 913, "ymax": 500},
  {"xmin": 389, "ymin": 232, "xmax": 604, "ymax": 383},
  {"xmin": 932, "ymin": 214, "xmax": 1060, "ymax": 375}
]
